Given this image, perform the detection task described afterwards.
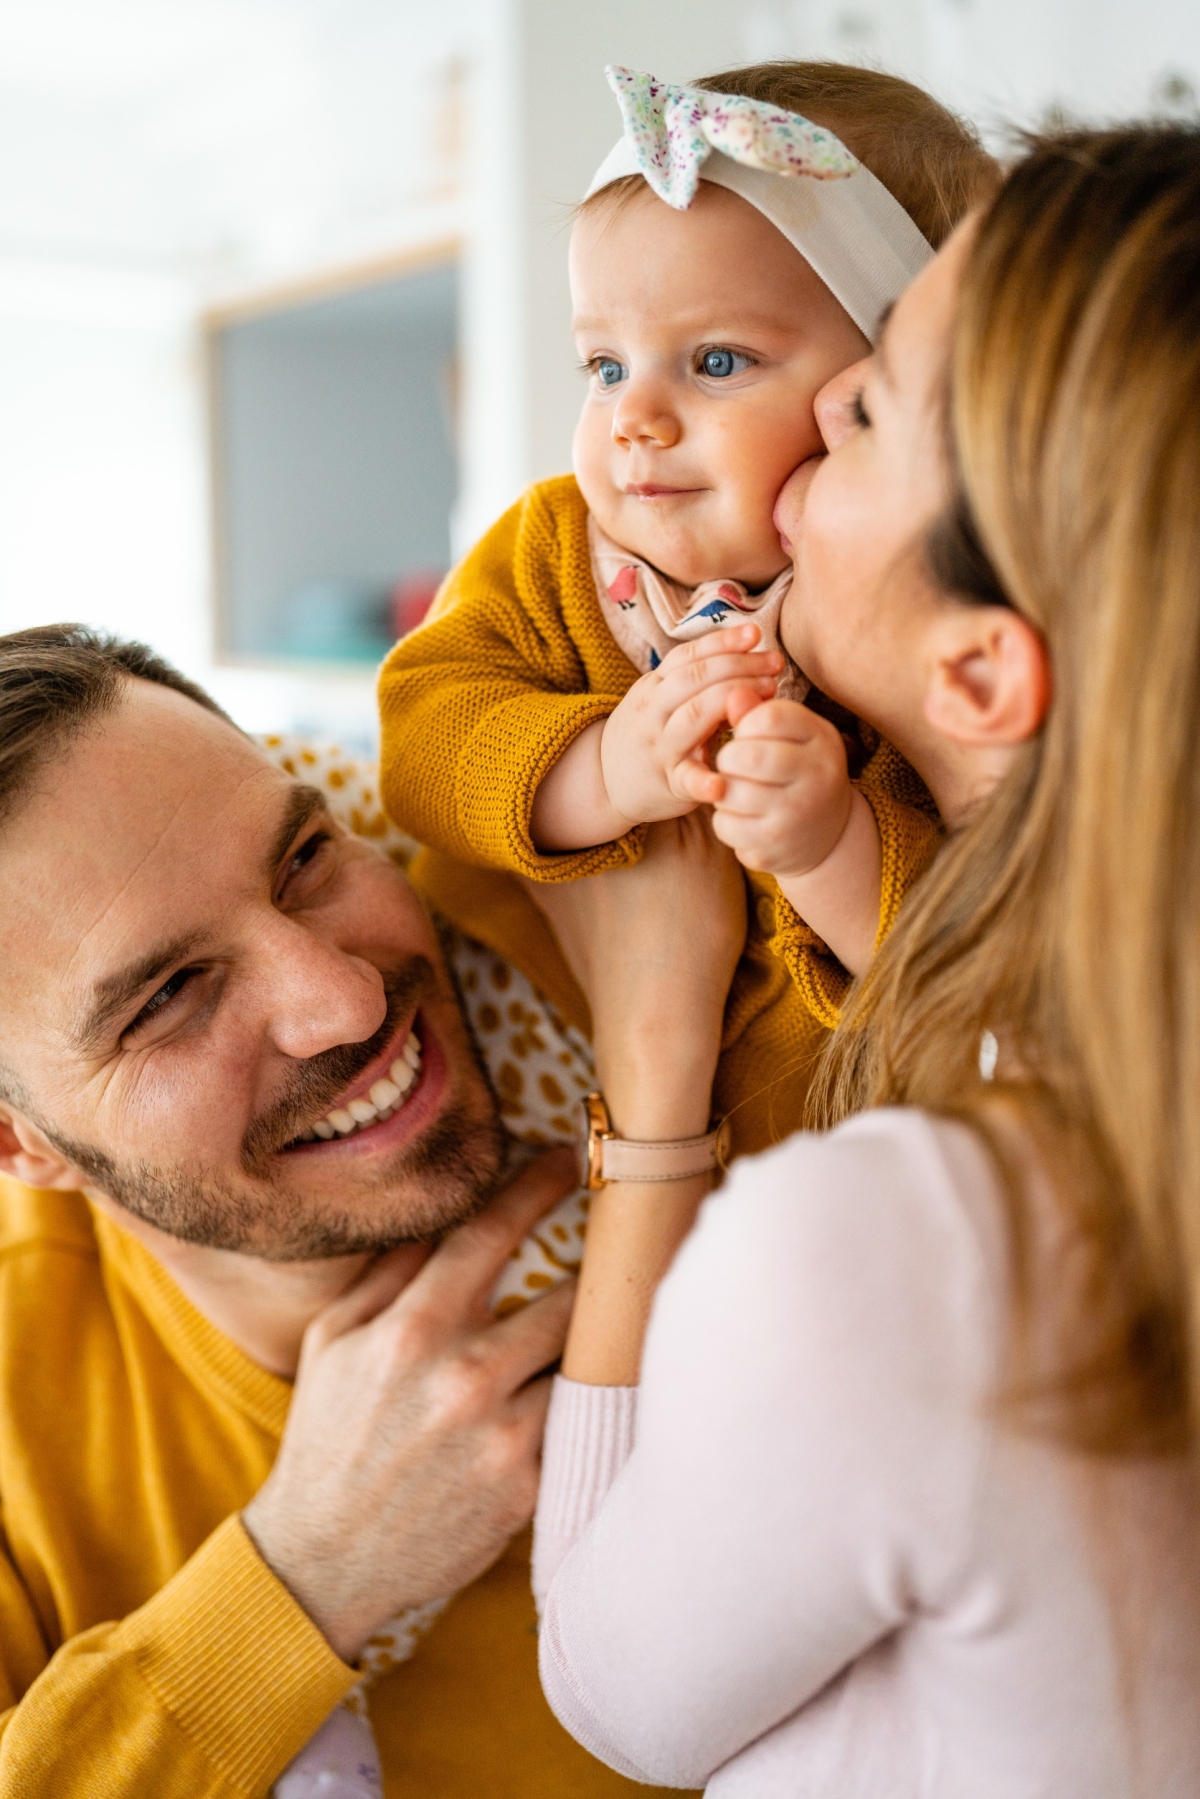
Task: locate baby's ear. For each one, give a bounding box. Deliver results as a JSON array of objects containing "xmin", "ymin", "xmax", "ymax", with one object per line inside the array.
[
  {"xmin": 924, "ymin": 606, "xmax": 1050, "ymax": 748},
  {"xmin": 0, "ymin": 1109, "xmax": 87, "ymax": 1192}
]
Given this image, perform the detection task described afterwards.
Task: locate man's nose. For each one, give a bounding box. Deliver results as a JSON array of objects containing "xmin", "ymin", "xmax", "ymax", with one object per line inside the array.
[
  {"xmin": 257, "ymin": 916, "xmax": 387, "ymax": 1062},
  {"xmin": 611, "ymin": 376, "xmax": 681, "ymax": 450},
  {"xmin": 814, "ymin": 358, "xmax": 871, "ymax": 451}
]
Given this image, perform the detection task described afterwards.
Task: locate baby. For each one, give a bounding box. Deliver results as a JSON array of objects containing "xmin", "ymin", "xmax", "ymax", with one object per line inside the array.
[
  {"xmin": 280, "ymin": 63, "xmax": 996, "ymax": 1797},
  {"xmin": 380, "ymin": 60, "xmax": 996, "ymax": 1156}
]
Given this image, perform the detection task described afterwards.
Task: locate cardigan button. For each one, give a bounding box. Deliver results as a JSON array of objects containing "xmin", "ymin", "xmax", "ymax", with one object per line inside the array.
[{"xmin": 755, "ymin": 894, "xmax": 776, "ymax": 937}]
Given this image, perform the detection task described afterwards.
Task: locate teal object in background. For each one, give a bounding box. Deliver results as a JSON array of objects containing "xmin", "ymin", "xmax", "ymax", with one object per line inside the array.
[
  {"xmin": 213, "ymin": 261, "xmax": 458, "ymax": 669},
  {"xmin": 280, "ymin": 580, "xmax": 393, "ymax": 665}
]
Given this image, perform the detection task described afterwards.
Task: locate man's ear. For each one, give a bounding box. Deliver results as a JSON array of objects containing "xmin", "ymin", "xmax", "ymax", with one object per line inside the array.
[
  {"xmin": 0, "ymin": 1109, "xmax": 86, "ymax": 1192},
  {"xmin": 924, "ymin": 605, "xmax": 1050, "ymax": 747}
]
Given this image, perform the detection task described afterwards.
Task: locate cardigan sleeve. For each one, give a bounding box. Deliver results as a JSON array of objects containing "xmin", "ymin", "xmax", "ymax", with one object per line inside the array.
[
  {"xmin": 536, "ymin": 1114, "xmax": 997, "ymax": 1789},
  {"xmin": 531, "ymin": 1381, "xmax": 639, "ymax": 1614},
  {"xmin": 378, "ymin": 481, "xmax": 646, "ymax": 883},
  {"xmin": 0, "ymin": 1515, "xmax": 355, "ymax": 1797},
  {"xmin": 770, "ymin": 736, "xmax": 943, "ymax": 1029}
]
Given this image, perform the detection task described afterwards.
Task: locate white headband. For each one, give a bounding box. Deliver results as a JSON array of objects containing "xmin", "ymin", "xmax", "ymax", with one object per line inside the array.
[{"xmin": 585, "ymin": 67, "xmax": 934, "ymax": 342}]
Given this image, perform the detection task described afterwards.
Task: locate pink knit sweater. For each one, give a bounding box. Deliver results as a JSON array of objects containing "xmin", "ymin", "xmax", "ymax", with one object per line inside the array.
[{"xmin": 533, "ymin": 1110, "xmax": 1200, "ymax": 1797}]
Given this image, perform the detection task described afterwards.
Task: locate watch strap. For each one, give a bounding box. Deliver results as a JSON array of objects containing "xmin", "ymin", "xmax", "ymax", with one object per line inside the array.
[{"xmin": 583, "ymin": 1092, "xmax": 728, "ymax": 1189}]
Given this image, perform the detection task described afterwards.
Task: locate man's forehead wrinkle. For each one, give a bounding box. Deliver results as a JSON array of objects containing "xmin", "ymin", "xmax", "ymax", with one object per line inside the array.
[{"xmin": 54, "ymin": 783, "xmax": 199, "ymax": 1012}]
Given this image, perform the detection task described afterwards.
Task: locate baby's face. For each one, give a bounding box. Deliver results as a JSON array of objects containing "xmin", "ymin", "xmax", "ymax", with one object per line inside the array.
[{"xmin": 570, "ymin": 182, "xmax": 868, "ymax": 590}]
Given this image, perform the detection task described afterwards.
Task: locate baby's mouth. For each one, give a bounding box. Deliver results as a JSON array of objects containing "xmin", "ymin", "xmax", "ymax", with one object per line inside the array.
[
  {"xmin": 625, "ymin": 485, "xmax": 702, "ymax": 500},
  {"xmin": 288, "ymin": 1025, "xmax": 424, "ymax": 1145}
]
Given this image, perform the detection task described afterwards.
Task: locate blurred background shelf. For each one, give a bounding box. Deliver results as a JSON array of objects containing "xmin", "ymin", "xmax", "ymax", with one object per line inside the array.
[{"xmin": 208, "ymin": 251, "xmax": 457, "ymax": 672}]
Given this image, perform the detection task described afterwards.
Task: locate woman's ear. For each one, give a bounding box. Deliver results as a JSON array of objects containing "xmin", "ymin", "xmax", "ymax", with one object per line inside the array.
[
  {"xmin": 924, "ymin": 604, "xmax": 1050, "ymax": 747},
  {"xmin": 0, "ymin": 1109, "xmax": 88, "ymax": 1192}
]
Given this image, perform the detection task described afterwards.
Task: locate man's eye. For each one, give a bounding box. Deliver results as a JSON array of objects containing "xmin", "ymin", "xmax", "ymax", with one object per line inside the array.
[
  {"xmin": 286, "ymin": 831, "xmax": 331, "ymax": 883},
  {"xmin": 130, "ymin": 969, "xmax": 196, "ymax": 1033},
  {"xmin": 699, "ymin": 348, "xmax": 753, "ymax": 379},
  {"xmin": 593, "ymin": 357, "xmax": 627, "ymax": 389}
]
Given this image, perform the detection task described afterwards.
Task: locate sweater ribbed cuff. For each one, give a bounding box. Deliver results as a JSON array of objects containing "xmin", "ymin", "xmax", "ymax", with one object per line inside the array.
[
  {"xmin": 769, "ymin": 893, "xmax": 850, "ymax": 1031},
  {"xmin": 532, "ymin": 1377, "xmax": 638, "ymax": 1610},
  {"xmin": 112, "ymin": 1514, "xmax": 356, "ymax": 1795},
  {"xmin": 455, "ymin": 692, "xmax": 645, "ymax": 882},
  {"xmin": 859, "ymin": 784, "xmax": 941, "ymax": 952}
]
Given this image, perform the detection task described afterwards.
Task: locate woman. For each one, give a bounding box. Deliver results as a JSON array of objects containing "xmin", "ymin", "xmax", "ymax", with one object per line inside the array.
[{"xmin": 529, "ymin": 127, "xmax": 1200, "ymax": 1795}]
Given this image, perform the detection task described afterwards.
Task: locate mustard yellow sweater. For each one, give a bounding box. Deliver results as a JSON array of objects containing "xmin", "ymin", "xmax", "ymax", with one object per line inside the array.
[
  {"xmin": 380, "ymin": 476, "xmax": 940, "ymax": 1154},
  {"xmin": 0, "ymin": 1184, "xmax": 678, "ymax": 1797}
]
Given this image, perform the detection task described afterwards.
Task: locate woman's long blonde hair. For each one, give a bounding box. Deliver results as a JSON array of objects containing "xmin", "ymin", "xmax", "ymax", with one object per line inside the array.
[{"xmin": 818, "ymin": 127, "xmax": 1200, "ymax": 1457}]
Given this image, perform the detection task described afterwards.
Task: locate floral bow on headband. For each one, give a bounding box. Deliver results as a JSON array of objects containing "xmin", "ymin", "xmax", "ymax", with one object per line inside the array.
[{"xmin": 606, "ymin": 64, "xmax": 859, "ymax": 210}]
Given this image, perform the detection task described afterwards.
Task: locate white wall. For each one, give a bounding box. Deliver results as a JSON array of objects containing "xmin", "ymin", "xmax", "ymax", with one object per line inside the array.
[
  {"xmin": 0, "ymin": 0, "xmax": 469, "ymax": 744},
  {"xmin": 0, "ymin": 262, "xmax": 207, "ymax": 680},
  {"xmin": 746, "ymin": 0, "xmax": 1200, "ymax": 136},
  {"xmin": 0, "ymin": 0, "xmax": 1198, "ymax": 742}
]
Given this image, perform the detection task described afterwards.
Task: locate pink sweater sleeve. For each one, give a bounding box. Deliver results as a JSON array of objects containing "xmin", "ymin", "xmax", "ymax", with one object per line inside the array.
[
  {"xmin": 535, "ymin": 1113, "xmax": 1200, "ymax": 1797},
  {"xmin": 531, "ymin": 1380, "xmax": 638, "ymax": 1612},
  {"xmin": 533, "ymin": 1112, "xmax": 999, "ymax": 1789}
]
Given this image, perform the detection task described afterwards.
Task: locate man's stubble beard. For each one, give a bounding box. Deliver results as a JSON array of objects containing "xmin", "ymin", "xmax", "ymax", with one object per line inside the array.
[{"xmin": 40, "ymin": 958, "xmax": 507, "ymax": 1261}]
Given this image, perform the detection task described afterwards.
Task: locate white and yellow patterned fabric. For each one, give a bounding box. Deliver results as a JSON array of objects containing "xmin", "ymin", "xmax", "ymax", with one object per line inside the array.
[{"xmin": 257, "ymin": 738, "xmax": 594, "ymax": 1797}]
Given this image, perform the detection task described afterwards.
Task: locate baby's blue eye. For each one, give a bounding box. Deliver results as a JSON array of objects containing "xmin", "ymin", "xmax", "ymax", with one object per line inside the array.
[
  {"xmin": 595, "ymin": 358, "xmax": 627, "ymax": 388},
  {"xmin": 700, "ymin": 348, "xmax": 750, "ymax": 379}
]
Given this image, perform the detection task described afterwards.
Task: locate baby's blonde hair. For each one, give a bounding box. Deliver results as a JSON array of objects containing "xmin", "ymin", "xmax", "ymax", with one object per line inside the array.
[{"xmin": 582, "ymin": 60, "xmax": 998, "ymax": 246}]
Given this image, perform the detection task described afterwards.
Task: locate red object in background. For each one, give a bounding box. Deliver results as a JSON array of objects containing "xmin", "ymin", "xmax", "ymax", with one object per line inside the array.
[{"xmin": 389, "ymin": 570, "xmax": 445, "ymax": 639}]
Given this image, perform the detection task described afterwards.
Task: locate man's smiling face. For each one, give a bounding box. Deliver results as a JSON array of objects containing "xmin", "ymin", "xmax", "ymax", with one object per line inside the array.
[{"xmin": 0, "ymin": 679, "xmax": 503, "ymax": 1258}]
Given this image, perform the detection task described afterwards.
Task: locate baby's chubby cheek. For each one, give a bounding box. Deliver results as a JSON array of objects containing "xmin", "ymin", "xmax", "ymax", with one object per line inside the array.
[
  {"xmin": 773, "ymin": 456, "xmax": 826, "ymax": 672},
  {"xmin": 773, "ymin": 455, "xmax": 824, "ymax": 554},
  {"xmin": 572, "ymin": 402, "xmax": 801, "ymax": 588},
  {"xmin": 572, "ymin": 410, "xmax": 619, "ymax": 528}
]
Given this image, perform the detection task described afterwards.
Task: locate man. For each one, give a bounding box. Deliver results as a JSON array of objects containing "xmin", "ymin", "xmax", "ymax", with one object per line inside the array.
[{"xmin": 0, "ymin": 625, "xmax": 664, "ymax": 1795}]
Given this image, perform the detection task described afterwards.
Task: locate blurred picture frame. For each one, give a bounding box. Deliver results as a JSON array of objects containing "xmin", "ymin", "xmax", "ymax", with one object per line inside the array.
[{"xmin": 206, "ymin": 243, "xmax": 460, "ymax": 672}]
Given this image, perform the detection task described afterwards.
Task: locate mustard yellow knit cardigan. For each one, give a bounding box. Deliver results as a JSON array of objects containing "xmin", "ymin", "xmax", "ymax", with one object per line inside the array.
[{"xmin": 379, "ymin": 475, "xmax": 939, "ymax": 1157}]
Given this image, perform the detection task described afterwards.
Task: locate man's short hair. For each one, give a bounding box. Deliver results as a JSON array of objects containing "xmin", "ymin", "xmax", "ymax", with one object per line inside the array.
[{"xmin": 0, "ymin": 624, "xmax": 230, "ymax": 827}]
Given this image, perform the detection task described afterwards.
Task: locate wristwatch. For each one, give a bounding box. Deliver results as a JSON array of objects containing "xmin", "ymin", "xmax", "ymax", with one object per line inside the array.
[{"xmin": 581, "ymin": 1091, "xmax": 731, "ymax": 1190}]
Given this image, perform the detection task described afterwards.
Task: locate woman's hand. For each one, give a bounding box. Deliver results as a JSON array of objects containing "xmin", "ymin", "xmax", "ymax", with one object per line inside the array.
[
  {"xmin": 522, "ymin": 816, "xmax": 746, "ymax": 1385},
  {"xmin": 524, "ymin": 812, "xmax": 746, "ymax": 1141}
]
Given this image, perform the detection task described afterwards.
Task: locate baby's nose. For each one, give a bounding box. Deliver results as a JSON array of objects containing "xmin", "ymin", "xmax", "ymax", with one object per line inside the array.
[{"xmin": 612, "ymin": 390, "xmax": 681, "ymax": 448}]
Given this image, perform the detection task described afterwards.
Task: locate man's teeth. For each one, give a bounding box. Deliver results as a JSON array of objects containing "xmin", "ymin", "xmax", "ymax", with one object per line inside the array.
[{"xmin": 299, "ymin": 1031, "xmax": 423, "ymax": 1143}]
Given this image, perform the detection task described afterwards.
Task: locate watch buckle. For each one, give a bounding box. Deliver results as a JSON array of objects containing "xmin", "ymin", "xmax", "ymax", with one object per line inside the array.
[{"xmin": 582, "ymin": 1091, "xmax": 614, "ymax": 1190}]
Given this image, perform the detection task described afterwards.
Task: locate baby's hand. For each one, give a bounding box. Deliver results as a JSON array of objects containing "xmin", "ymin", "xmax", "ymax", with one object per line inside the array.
[
  {"xmin": 676, "ymin": 695, "xmax": 851, "ymax": 877},
  {"xmin": 673, "ymin": 694, "xmax": 883, "ymax": 976},
  {"xmin": 600, "ymin": 625, "xmax": 783, "ymax": 828}
]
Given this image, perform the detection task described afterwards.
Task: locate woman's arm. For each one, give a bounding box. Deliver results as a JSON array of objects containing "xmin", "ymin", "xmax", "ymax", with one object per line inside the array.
[
  {"xmin": 526, "ymin": 815, "xmax": 742, "ymax": 1618},
  {"xmin": 538, "ymin": 1116, "xmax": 999, "ymax": 1787},
  {"xmin": 525, "ymin": 813, "xmax": 746, "ymax": 1385}
]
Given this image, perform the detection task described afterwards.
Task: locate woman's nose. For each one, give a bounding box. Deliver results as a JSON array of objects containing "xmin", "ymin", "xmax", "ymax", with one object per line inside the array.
[
  {"xmin": 815, "ymin": 358, "xmax": 871, "ymax": 450},
  {"xmin": 611, "ymin": 379, "xmax": 681, "ymax": 450}
]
